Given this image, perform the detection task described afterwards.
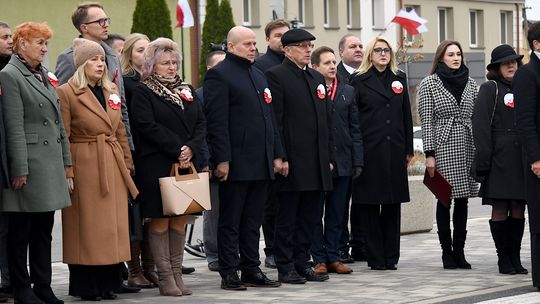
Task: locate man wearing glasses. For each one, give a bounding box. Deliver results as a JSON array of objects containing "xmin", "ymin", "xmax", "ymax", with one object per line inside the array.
[
  {"xmin": 55, "ymin": 2, "xmax": 133, "ymax": 151},
  {"xmin": 265, "ymin": 29, "xmax": 334, "ymax": 284}
]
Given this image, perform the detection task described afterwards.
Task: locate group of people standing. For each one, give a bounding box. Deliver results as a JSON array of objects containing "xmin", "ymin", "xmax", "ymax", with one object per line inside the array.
[{"xmin": 0, "ymin": 2, "xmax": 539, "ymax": 303}]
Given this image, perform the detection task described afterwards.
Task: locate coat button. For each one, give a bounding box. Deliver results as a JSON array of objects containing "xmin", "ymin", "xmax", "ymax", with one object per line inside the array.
[
  {"xmin": 43, "ymin": 140, "xmax": 48, "ymax": 145},
  {"xmin": 386, "ymin": 119, "xmax": 390, "ymax": 124},
  {"xmin": 55, "ymin": 120, "xmax": 59, "ymax": 124},
  {"xmin": 38, "ymin": 103, "xmax": 43, "ymax": 107},
  {"xmin": 386, "ymin": 103, "xmax": 390, "ymax": 108},
  {"xmin": 57, "ymin": 138, "xmax": 61, "ymax": 143},
  {"xmin": 43, "ymin": 121, "xmax": 48, "ymax": 126},
  {"xmin": 387, "ymin": 136, "xmax": 391, "ymax": 140}
]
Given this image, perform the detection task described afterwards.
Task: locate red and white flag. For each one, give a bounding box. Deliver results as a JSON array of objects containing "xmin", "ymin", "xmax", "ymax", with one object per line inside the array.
[
  {"xmin": 391, "ymin": 9, "xmax": 428, "ymax": 36},
  {"xmin": 176, "ymin": 0, "xmax": 194, "ymax": 28}
]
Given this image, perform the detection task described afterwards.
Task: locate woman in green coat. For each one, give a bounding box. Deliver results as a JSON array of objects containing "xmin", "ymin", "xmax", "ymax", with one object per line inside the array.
[{"xmin": 0, "ymin": 22, "xmax": 71, "ymax": 304}]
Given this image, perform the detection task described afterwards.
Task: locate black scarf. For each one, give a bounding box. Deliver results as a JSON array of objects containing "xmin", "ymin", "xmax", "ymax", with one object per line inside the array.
[
  {"xmin": 436, "ymin": 62, "xmax": 469, "ymax": 104},
  {"xmin": 372, "ymin": 65, "xmax": 392, "ymax": 88}
]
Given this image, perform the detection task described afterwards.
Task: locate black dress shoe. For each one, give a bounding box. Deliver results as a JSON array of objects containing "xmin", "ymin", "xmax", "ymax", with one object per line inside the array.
[
  {"xmin": 0, "ymin": 292, "xmax": 6, "ymax": 303},
  {"xmin": 0, "ymin": 286, "xmax": 13, "ymax": 297},
  {"xmin": 370, "ymin": 265, "xmax": 387, "ymax": 270},
  {"xmin": 80, "ymin": 295, "xmax": 101, "ymax": 301},
  {"xmin": 351, "ymin": 249, "xmax": 367, "ymax": 262},
  {"xmin": 241, "ymin": 270, "xmax": 281, "ymax": 287},
  {"xmin": 208, "ymin": 261, "xmax": 220, "ymax": 272},
  {"xmin": 278, "ymin": 270, "xmax": 307, "ymax": 284},
  {"xmin": 116, "ymin": 283, "xmax": 140, "ymax": 294},
  {"xmin": 182, "ymin": 265, "xmax": 195, "ymax": 274},
  {"xmin": 100, "ymin": 292, "xmax": 117, "ymax": 300},
  {"xmin": 33, "ymin": 286, "xmax": 63, "ymax": 304},
  {"xmin": 339, "ymin": 251, "xmax": 354, "ymax": 264},
  {"xmin": 14, "ymin": 287, "xmax": 44, "ymax": 304},
  {"xmin": 297, "ymin": 267, "xmax": 329, "ymax": 282},
  {"xmin": 220, "ymin": 272, "xmax": 247, "ymax": 291},
  {"xmin": 386, "ymin": 264, "xmax": 397, "ymax": 270}
]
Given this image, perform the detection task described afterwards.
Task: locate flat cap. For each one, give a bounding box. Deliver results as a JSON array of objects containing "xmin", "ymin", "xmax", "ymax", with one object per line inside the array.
[{"xmin": 281, "ymin": 29, "xmax": 316, "ymax": 47}]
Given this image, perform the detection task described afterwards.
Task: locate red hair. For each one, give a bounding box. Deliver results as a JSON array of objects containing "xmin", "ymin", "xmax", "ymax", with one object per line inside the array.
[{"xmin": 13, "ymin": 22, "xmax": 53, "ymax": 53}]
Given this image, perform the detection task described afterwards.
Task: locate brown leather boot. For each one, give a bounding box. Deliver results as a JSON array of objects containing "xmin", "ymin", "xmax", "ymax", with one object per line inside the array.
[
  {"xmin": 142, "ymin": 224, "xmax": 159, "ymax": 287},
  {"xmin": 326, "ymin": 261, "xmax": 353, "ymax": 274},
  {"xmin": 169, "ymin": 230, "xmax": 192, "ymax": 296},
  {"xmin": 148, "ymin": 230, "xmax": 182, "ymax": 296},
  {"xmin": 127, "ymin": 241, "xmax": 153, "ymax": 288}
]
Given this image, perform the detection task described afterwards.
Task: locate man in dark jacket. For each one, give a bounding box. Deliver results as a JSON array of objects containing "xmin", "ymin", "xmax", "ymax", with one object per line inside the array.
[
  {"xmin": 337, "ymin": 34, "xmax": 363, "ymax": 81},
  {"xmin": 310, "ymin": 46, "xmax": 363, "ymax": 275},
  {"xmin": 514, "ymin": 20, "xmax": 540, "ymax": 291},
  {"xmin": 266, "ymin": 29, "xmax": 334, "ymax": 284},
  {"xmin": 253, "ymin": 18, "xmax": 290, "ymax": 270},
  {"xmin": 204, "ymin": 26, "xmax": 284, "ymax": 291},
  {"xmin": 0, "ymin": 21, "xmax": 11, "ymax": 303}
]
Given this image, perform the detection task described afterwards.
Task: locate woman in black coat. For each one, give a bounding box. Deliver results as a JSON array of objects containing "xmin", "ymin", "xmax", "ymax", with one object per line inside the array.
[
  {"xmin": 131, "ymin": 38, "xmax": 205, "ymax": 297},
  {"xmin": 473, "ymin": 44, "xmax": 527, "ymax": 275},
  {"xmin": 349, "ymin": 37, "xmax": 413, "ymax": 270}
]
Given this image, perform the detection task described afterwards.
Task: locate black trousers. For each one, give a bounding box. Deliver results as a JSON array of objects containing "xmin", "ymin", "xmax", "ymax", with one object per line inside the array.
[
  {"xmin": 274, "ymin": 191, "xmax": 322, "ymax": 273},
  {"xmin": 358, "ymin": 204, "xmax": 401, "ymax": 267},
  {"xmin": 532, "ymin": 233, "xmax": 540, "ymax": 288},
  {"xmin": 7, "ymin": 211, "xmax": 55, "ymax": 290},
  {"xmin": 262, "ymin": 189, "xmax": 278, "ymax": 257},
  {"xmin": 349, "ymin": 203, "xmax": 366, "ymax": 255},
  {"xmin": 218, "ymin": 180, "xmax": 270, "ymax": 277},
  {"xmin": 68, "ymin": 264, "xmax": 122, "ymax": 297}
]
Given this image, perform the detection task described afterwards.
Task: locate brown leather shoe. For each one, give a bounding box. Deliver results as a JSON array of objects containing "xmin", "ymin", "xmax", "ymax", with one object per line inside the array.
[
  {"xmin": 326, "ymin": 261, "xmax": 353, "ymax": 274},
  {"xmin": 313, "ymin": 263, "xmax": 328, "ymax": 274}
]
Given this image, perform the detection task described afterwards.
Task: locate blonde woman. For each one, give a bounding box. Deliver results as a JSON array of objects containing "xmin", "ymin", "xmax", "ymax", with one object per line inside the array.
[
  {"xmin": 57, "ymin": 38, "xmax": 138, "ymax": 301},
  {"xmin": 349, "ymin": 37, "xmax": 413, "ymax": 271}
]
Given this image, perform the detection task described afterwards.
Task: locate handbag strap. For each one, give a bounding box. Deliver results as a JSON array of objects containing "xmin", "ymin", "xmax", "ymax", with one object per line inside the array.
[
  {"xmin": 170, "ymin": 163, "xmax": 200, "ymax": 181},
  {"xmin": 488, "ymin": 80, "xmax": 498, "ymax": 126}
]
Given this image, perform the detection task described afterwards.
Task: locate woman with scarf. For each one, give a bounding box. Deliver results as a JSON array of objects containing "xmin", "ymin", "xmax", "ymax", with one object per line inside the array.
[
  {"xmin": 130, "ymin": 38, "xmax": 205, "ymax": 297},
  {"xmin": 418, "ymin": 40, "xmax": 479, "ymax": 270},
  {"xmin": 472, "ymin": 45, "xmax": 527, "ymax": 275},
  {"xmin": 349, "ymin": 37, "xmax": 413, "ymax": 271}
]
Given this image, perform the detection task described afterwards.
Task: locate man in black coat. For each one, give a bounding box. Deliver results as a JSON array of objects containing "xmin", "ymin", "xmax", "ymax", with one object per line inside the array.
[
  {"xmin": 253, "ymin": 18, "xmax": 290, "ymax": 270},
  {"xmin": 204, "ymin": 26, "xmax": 284, "ymax": 291},
  {"xmin": 310, "ymin": 46, "xmax": 363, "ymax": 275},
  {"xmin": 514, "ymin": 20, "xmax": 540, "ymax": 291},
  {"xmin": 336, "ymin": 34, "xmax": 366, "ymax": 263},
  {"xmin": 0, "ymin": 22, "xmax": 12, "ymax": 72},
  {"xmin": 266, "ymin": 29, "xmax": 334, "ymax": 284}
]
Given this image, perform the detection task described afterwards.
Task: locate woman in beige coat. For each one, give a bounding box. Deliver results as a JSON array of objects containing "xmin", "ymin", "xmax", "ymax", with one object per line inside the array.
[{"xmin": 56, "ymin": 38, "xmax": 138, "ymax": 301}]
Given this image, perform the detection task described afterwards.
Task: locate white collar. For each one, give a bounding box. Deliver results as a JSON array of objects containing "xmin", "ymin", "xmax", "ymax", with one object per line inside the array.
[
  {"xmin": 535, "ymin": 51, "xmax": 540, "ymax": 60},
  {"xmin": 342, "ymin": 62, "xmax": 358, "ymax": 74}
]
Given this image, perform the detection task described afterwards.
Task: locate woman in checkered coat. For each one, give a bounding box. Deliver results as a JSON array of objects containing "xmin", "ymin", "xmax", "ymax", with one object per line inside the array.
[{"xmin": 418, "ymin": 40, "xmax": 479, "ymax": 270}]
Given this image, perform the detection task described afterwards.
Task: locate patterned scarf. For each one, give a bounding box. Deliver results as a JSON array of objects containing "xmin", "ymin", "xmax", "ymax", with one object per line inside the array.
[{"xmin": 142, "ymin": 74, "xmax": 190, "ymax": 110}]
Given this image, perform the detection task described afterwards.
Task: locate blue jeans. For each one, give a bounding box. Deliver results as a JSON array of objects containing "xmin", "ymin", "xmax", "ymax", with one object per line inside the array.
[{"xmin": 311, "ymin": 177, "xmax": 351, "ymax": 263}]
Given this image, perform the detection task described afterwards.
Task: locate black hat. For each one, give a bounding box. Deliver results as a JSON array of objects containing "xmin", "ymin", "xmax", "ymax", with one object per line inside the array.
[
  {"xmin": 281, "ymin": 29, "xmax": 316, "ymax": 47},
  {"xmin": 487, "ymin": 44, "xmax": 523, "ymax": 70}
]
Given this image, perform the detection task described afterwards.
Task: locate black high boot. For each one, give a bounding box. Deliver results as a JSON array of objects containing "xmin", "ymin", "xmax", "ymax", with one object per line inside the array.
[
  {"xmin": 452, "ymin": 229, "xmax": 472, "ymax": 269},
  {"xmin": 489, "ymin": 220, "xmax": 516, "ymax": 274},
  {"xmin": 437, "ymin": 230, "xmax": 457, "ymax": 269},
  {"xmin": 509, "ymin": 218, "xmax": 528, "ymax": 274}
]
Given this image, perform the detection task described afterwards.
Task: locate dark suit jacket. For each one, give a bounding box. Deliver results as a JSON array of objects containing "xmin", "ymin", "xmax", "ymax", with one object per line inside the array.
[
  {"xmin": 254, "ymin": 47, "xmax": 285, "ymax": 72},
  {"xmin": 337, "ymin": 61, "xmax": 352, "ymax": 83},
  {"xmin": 350, "ymin": 67, "xmax": 413, "ymax": 204},
  {"xmin": 331, "ymin": 76, "xmax": 363, "ymax": 177},
  {"xmin": 204, "ymin": 52, "xmax": 284, "ymax": 182},
  {"xmin": 194, "ymin": 87, "xmax": 209, "ymax": 169},
  {"xmin": 514, "ymin": 52, "xmax": 540, "ymax": 233},
  {"xmin": 266, "ymin": 58, "xmax": 334, "ymax": 192}
]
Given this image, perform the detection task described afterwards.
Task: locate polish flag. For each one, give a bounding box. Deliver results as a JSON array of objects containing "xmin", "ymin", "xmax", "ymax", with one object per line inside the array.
[
  {"xmin": 391, "ymin": 9, "xmax": 428, "ymax": 36},
  {"xmin": 176, "ymin": 0, "xmax": 194, "ymax": 28}
]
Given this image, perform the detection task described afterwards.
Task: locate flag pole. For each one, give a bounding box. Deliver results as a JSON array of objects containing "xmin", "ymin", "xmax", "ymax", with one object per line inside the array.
[{"xmin": 181, "ymin": 27, "xmax": 186, "ymax": 80}]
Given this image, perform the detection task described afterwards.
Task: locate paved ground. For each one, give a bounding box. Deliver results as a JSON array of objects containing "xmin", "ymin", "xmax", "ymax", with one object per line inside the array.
[{"xmin": 37, "ymin": 199, "xmax": 540, "ymax": 304}]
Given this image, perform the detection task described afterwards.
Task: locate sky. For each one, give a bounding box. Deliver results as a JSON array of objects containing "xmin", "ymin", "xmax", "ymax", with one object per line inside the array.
[{"xmin": 527, "ymin": 0, "xmax": 540, "ymax": 20}]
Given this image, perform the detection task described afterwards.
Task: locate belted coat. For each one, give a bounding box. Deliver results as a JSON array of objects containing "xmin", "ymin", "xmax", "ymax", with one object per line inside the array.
[
  {"xmin": 418, "ymin": 73, "xmax": 479, "ymax": 199},
  {"xmin": 57, "ymin": 79, "xmax": 138, "ymax": 265}
]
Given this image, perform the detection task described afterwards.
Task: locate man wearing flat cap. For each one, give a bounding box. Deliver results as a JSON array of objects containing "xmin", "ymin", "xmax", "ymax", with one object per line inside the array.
[{"xmin": 266, "ymin": 29, "xmax": 334, "ymax": 284}]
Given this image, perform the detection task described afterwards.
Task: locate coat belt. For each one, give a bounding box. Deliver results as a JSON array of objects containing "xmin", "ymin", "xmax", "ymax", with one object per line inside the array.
[
  {"xmin": 70, "ymin": 134, "xmax": 139, "ymax": 198},
  {"xmin": 438, "ymin": 116, "xmax": 472, "ymax": 148}
]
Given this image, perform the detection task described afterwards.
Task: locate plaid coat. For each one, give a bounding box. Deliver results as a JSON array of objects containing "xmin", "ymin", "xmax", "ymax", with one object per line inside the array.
[{"xmin": 418, "ymin": 73, "xmax": 479, "ymax": 199}]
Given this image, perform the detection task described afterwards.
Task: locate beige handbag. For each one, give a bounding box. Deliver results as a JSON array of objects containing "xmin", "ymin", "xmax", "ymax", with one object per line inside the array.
[{"xmin": 159, "ymin": 163, "xmax": 211, "ymax": 215}]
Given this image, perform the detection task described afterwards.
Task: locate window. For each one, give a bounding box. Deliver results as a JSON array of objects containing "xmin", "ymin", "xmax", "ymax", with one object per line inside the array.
[
  {"xmin": 469, "ymin": 10, "xmax": 484, "ymax": 47},
  {"xmin": 324, "ymin": 0, "xmax": 329, "ymax": 27},
  {"xmin": 243, "ymin": 0, "xmax": 251, "ymax": 25},
  {"xmin": 372, "ymin": 0, "xmax": 384, "ymax": 28},
  {"xmin": 404, "ymin": 6, "xmax": 421, "ymax": 43},
  {"xmin": 500, "ymin": 11, "xmax": 513, "ymax": 44},
  {"xmin": 439, "ymin": 8, "xmax": 447, "ymax": 43},
  {"xmin": 297, "ymin": 0, "xmax": 313, "ymax": 27},
  {"xmin": 298, "ymin": 0, "xmax": 304, "ymax": 25},
  {"xmin": 347, "ymin": 0, "xmax": 361, "ymax": 29},
  {"xmin": 347, "ymin": 0, "xmax": 352, "ymax": 28}
]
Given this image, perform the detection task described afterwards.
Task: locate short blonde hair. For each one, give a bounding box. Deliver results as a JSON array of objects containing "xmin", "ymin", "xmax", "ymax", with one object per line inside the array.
[
  {"xmin": 71, "ymin": 60, "xmax": 115, "ymax": 92},
  {"xmin": 121, "ymin": 33, "xmax": 149, "ymax": 76},
  {"xmin": 356, "ymin": 36, "xmax": 398, "ymax": 75}
]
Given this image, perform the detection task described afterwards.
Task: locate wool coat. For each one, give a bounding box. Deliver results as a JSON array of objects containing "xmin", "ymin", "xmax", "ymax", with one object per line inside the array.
[
  {"xmin": 350, "ymin": 68, "xmax": 413, "ymax": 204},
  {"xmin": 254, "ymin": 47, "xmax": 285, "ymax": 72},
  {"xmin": 418, "ymin": 73, "xmax": 479, "ymax": 199},
  {"xmin": 514, "ymin": 52, "xmax": 540, "ymax": 233},
  {"xmin": 56, "ymin": 42, "xmax": 133, "ymax": 150},
  {"xmin": 266, "ymin": 58, "xmax": 334, "ymax": 192},
  {"xmin": 57, "ymin": 79, "xmax": 137, "ymax": 265},
  {"xmin": 131, "ymin": 83, "xmax": 205, "ymax": 218},
  {"xmin": 0, "ymin": 56, "xmax": 71, "ymax": 212},
  {"xmin": 472, "ymin": 79, "xmax": 526, "ymax": 202}
]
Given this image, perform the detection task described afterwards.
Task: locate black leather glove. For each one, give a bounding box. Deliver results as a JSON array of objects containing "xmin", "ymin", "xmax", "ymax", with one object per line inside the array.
[{"xmin": 352, "ymin": 167, "xmax": 363, "ymax": 180}]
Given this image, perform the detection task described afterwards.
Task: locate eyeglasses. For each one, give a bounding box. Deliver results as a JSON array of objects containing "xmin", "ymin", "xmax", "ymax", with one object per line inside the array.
[
  {"xmin": 288, "ymin": 42, "xmax": 314, "ymax": 49},
  {"xmin": 373, "ymin": 47, "xmax": 391, "ymax": 54},
  {"xmin": 84, "ymin": 17, "xmax": 111, "ymax": 27}
]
